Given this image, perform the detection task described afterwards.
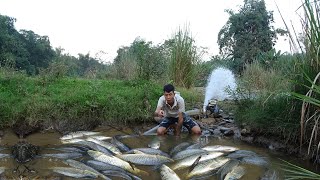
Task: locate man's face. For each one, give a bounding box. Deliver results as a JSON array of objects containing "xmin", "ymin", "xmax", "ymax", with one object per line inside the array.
[{"xmin": 164, "ymin": 91, "xmax": 175, "ymax": 104}]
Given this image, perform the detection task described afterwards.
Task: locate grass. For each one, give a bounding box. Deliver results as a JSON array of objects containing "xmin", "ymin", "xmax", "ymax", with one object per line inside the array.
[{"xmin": 0, "ymin": 68, "xmax": 203, "ymax": 130}]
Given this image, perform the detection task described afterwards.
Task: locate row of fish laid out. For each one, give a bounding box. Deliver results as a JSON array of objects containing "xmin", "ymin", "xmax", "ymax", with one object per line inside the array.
[
  {"xmin": 26, "ymin": 130, "xmax": 275, "ymax": 180},
  {"xmin": 0, "ymin": 131, "xmax": 275, "ymax": 179}
]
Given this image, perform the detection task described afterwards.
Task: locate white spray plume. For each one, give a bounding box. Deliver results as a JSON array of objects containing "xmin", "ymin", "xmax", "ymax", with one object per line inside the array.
[{"xmin": 203, "ymin": 67, "xmax": 236, "ymax": 111}]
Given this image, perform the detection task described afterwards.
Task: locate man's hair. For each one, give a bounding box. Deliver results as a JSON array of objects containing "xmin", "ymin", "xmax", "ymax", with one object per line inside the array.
[{"xmin": 163, "ymin": 84, "xmax": 175, "ymax": 93}]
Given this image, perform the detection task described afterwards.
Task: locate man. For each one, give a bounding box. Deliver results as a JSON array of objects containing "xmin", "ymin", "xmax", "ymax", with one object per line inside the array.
[{"xmin": 155, "ymin": 84, "xmax": 201, "ymax": 136}]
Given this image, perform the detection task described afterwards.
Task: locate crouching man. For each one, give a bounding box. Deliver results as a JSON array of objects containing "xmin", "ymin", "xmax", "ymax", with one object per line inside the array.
[{"xmin": 154, "ymin": 84, "xmax": 201, "ymax": 136}]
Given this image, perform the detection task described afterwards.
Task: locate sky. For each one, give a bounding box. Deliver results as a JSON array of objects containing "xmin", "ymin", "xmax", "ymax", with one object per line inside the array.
[{"xmin": 0, "ymin": 0, "xmax": 304, "ymax": 63}]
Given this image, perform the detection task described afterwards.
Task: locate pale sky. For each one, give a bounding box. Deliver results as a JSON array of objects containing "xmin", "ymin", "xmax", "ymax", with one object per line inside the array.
[{"xmin": 0, "ymin": 0, "xmax": 303, "ymax": 62}]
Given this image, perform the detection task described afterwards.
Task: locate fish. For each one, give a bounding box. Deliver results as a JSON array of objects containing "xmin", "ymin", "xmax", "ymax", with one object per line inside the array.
[
  {"xmin": 0, "ymin": 153, "xmax": 11, "ymax": 158},
  {"xmin": 169, "ymin": 142, "xmax": 191, "ymax": 156},
  {"xmin": 148, "ymin": 136, "xmax": 160, "ymax": 149},
  {"xmin": 217, "ymin": 159, "xmax": 240, "ymax": 180},
  {"xmin": 87, "ymin": 137, "xmax": 122, "ymax": 155},
  {"xmin": 51, "ymin": 167, "xmax": 98, "ymax": 179},
  {"xmin": 112, "ymin": 135, "xmax": 131, "ymax": 152},
  {"xmin": 227, "ymin": 150, "xmax": 258, "ymax": 159},
  {"xmin": 171, "ymin": 152, "xmax": 224, "ymax": 170},
  {"xmin": 187, "ymin": 157, "xmax": 230, "ymax": 179},
  {"xmin": 86, "ymin": 160, "xmax": 142, "ymax": 180},
  {"xmin": 90, "ymin": 135, "xmax": 112, "ymax": 141},
  {"xmin": 117, "ymin": 154, "xmax": 174, "ymax": 166},
  {"xmin": 87, "ymin": 150, "xmax": 148, "ymax": 176},
  {"xmin": 224, "ymin": 165, "xmax": 245, "ymax": 180},
  {"xmin": 86, "ymin": 160, "xmax": 128, "ymax": 172},
  {"xmin": 41, "ymin": 152, "xmax": 82, "ymax": 159},
  {"xmin": 62, "ymin": 138, "xmax": 113, "ymax": 155},
  {"xmin": 202, "ymin": 145, "xmax": 239, "ymax": 152},
  {"xmin": 63, "ymin": 159, "xmax": 111, "ymax": 180},
  {"xmin": 102, "ymin": 170, "xmax": 137, "ymax": 180},
  {"xmin": 126, "ymin": 148, "xmax": 170, "ymax": 157},
  {"xmin": 60, "ymin": 131, "xmax": 100, "ymax": 140},
  {"xmin": 172, "ymin": 149, "xmax": 207, "ymax": 160},
  {"xmin": 45, "ymin": 146, "xmax": 86, "ymax": 153},
  {"xmin": 0, "ymin": 167, "xmax": 5, "ymax": 175},
  {"xmin": 159, "ymin": 164, "xmax": 180, "ymax": 180}
]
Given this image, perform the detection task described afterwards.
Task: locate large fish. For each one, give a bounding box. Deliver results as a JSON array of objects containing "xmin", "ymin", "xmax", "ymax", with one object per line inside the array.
[
  {"xmin": 60, "ymin": 131, "xmax": 100, "ymax": 140},
  {"xmin": 218, "ymin": 159, "xmax": 240, "ymax": 180},
  {"xmin": 148, "ymin": 136, "xmax": 160, "ymax": 149},
  {"xmin": 51, "ymin": 167, "xmax": 98, "ymax": 179},
  {"xmin": 41, "ymin": 152, "xmax": 82, "ymax": 159},
  {"xmin": 87, "ymin": 137, "xmax": 122, "ymax": 155},
  {"xmin": 87, "ymin": 150, "xmax": 148, "ymax": 176},
  {"xmin": 117, "ymin": 154, "xmax": 174, "ymax": 166},
  {"xmin": 172, "ymin": 149, "xmax": 207, "ymax": 160},
  {"xmin": 63, "ymin": 159, "xmax": 111, "ymax": 180},
  {"xmin": 224, "ymin": 165, "xmax": 245, "ymax": 180},
  {"xmin": 86, "ymin": 160, "xmax": 142, "ymax": 180},
  {"xmin": 169, "ymin": 142, "xmax": 191, "ymax": 156},
  {"xmin": 187, "ymin": 157, "xmax": 230, "ymax": 179},
  {"xmin": 202, "ymin": 145, "xmax": 239, "ymax": 152},
  {"xmin": 126, "ymin": 148, "xmax": 170, "ymax": 157},
  {"xmin": 159, "ymin": 164, "xmax": 180, "ymax": 180},
  {"xmin": 112, "ymin": 135, "xmax": 131, "ymax": 152},
  {"xmin": 171, "ymin": 152, "xmax": 224, "ymax": 170},
  {"xmin": 62, "ymin": 138, "xmax": 113, "ymax": 155}
]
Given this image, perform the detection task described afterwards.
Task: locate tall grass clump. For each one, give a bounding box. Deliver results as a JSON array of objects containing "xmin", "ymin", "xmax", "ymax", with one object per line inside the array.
[
  {"xmin": 233, "ymin": 61, "xmax": 301, "ymax": 140},
  {"xmin": 169, "ymin": 26, "xmax": 200, "ymax": 88},
  {"xmin": 286, "ymin": 0, "xmax": 320, "ymax": 160}
]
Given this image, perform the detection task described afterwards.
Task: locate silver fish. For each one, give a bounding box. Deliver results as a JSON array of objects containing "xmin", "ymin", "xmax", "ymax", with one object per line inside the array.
[
  {"xmin": 87, "ymin": 150, "xmax": 148, "ymax": 176},
  {"xmin": 41, "ymin": 152, "xmax": 82, "ymax": 159},
  {"xmin": 218, "ymin": 159, "xmax": 240, "ymax": 180},
  {"xmin": 90, "ymin": 135, "xmax": 112, "ymax": 141},
  {"xmin": 62, "ymin": 138, "xmax": 113, "ymax": 155},
  {"xmin": 202, "ymin": 145, "xmax": 239, "ymax": 152},
  {"xmin": 51, "ymin": 167, "xmax": 98, "ymax": 178},
  {"xmin": 126, "ymin": 148, "xmax": 170, "ymax": 157},
  {"xmin": 171, "ymin": 152, "xmax": 224, "ymax": 170},
  {"xmin": 60, "ymin": 131, "xmax": 100, "ymax": 140},
  {"xmin": 117, "ymin": 154, "xmax": 173, "ymax": 166},
  {"xmin": 63, "ymin": 159, "xmax": 111, "ymax": 180},
  {"xmin": 160, "ymin": 164, "xmax": 180, "ymax": 180},
  {"xmin": 187, "ymin": 157, "xmax": 230, "ymax": 179},
  {"xmin": 172, "ymin": 149, "xmax": 207, "ymax": 160},
  {"xmin": 224, "ymin": 165, "xmax": 245, "ymax": 180},
  {"xmin": 169, "ymin": 142, "xmax": 191, "ymax": 156},
  {"xmin": 112, "ymin": 135, "xmax": 131, "ymax": 152},
  {"xmin": 87, "ymin": 137, "xmax": 122, "ymax": 155},
  {"xmin": 148, "ymin": 136, "xmax": 160, "ymax": 149}
]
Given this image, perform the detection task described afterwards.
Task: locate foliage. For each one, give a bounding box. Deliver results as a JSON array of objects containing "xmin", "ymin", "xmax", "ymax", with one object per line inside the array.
[
  {"xmin": 218, "ymin": 0, "xmax": 277, "ymax": 74},
  {"xmin": 0, "ymin": 71, "xmax": 202, "ymax": 128},
  {"xmin": 169, "ymin": 26, "xmax": 201, "ymax": 88},
  {"xmin": 232, "ymin": 61, "xmax": 301, "ymax": 141},
  {"xmin": 113, "ymin": 37, "xmax": 169, "ymax": 82},
  {"xmin": 280, "ymin": 159, "xmax": 320, "ymax": 179}
]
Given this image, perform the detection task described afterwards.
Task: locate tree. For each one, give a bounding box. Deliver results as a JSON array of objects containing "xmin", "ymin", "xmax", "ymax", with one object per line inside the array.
[{"xmin": 218, "ymin": 0, "xmax": 277, "ymax": 74}]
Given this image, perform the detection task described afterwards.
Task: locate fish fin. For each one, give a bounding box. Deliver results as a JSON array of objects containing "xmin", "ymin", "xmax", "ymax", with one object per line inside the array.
[{"xmin": 189, "ymin": 155, "xmax": 202, "ymax": 173}]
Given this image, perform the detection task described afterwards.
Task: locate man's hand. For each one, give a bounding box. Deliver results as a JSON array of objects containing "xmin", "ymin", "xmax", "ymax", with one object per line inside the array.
[{"xmin": 158, "ymin": 110, "xmax": 164, "ymax": 117}]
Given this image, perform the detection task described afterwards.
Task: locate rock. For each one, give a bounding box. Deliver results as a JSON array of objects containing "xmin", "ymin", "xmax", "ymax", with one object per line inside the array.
[
  {"xmin": 213, "ymin": 129, "xmax": 222, "ymax": 136},
  {"xmin": 223, "ymin": 129, "xmax": 234, "ymax": 136},
  {"xmin": 201, "ymin": 118, "xmax": 216, "ymax": 124}
]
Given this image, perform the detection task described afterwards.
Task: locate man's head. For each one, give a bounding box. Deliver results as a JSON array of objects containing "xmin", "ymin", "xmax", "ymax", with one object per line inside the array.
[{"xmin": 163, "ymin": 84, "xmax": 175, "ymax": 104}]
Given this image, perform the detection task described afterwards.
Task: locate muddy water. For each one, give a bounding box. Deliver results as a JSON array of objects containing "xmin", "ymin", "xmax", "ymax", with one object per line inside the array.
[{"xmin": 0, "ymin": 126, "xmax": 319, "ymax": 180}]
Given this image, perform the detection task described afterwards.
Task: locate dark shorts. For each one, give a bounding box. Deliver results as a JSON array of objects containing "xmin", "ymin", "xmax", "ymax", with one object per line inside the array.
[{"xmin": 159, "ymin": 113, "xmax": 198, "ymax": 132}]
